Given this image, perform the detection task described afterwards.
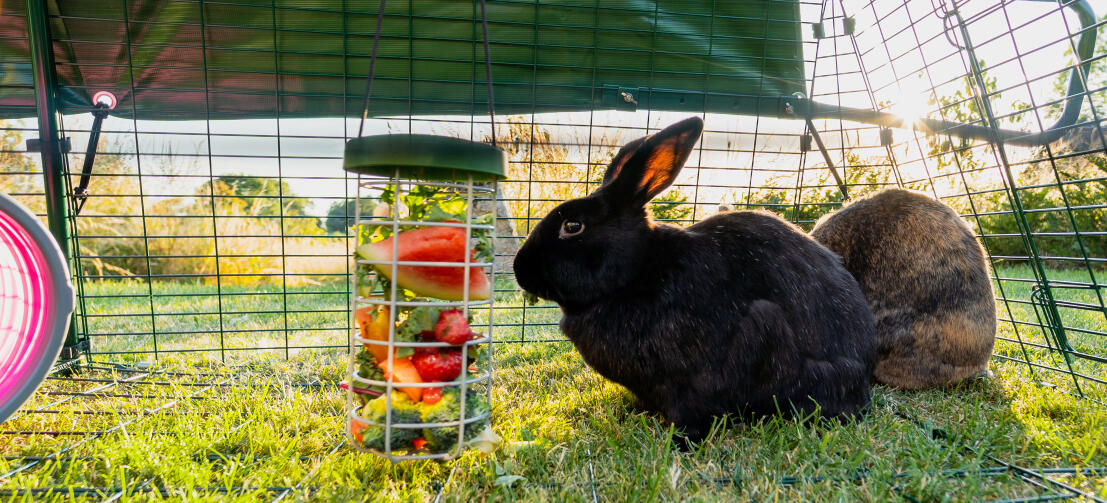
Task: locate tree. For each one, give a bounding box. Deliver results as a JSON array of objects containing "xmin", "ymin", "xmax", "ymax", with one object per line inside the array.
[
  {"xmin": 200, "ymin": 175, "xmax": 311, "ymax": 217},
  {"xmin": 649, "ymin": 189, "xmax": 694, "ymax": 223},
  {"xmin": 1048, "ymin": 12, "xmax": 1107, "ymax": 125},
  {"xmin": 197, "ymin": 174, "xmax": 322, "ymax": 236},
  {"xmin": 744, "ymin": 151, "xmax": 896, "ymax": 231},
  {"xmin": 324, "ymin": 197, "xmax": 378, "ymax": 234}
]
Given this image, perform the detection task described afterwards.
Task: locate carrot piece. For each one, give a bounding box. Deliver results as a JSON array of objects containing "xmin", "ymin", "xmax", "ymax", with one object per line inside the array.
[
  {"xmin": 378, "ymin": 357, "xmax": 424, "ymax": 402},
  {"xmin": 350, "ymin": 419, "xmax": 369, "ymax": 444},
  {"xmin": 357, "ymin": 306, "xmax": 393, "ymax": 362}
]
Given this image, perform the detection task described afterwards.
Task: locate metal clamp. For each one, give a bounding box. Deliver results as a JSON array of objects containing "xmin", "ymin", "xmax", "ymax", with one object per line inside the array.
[{"xmin": 73, "ymin": 91, "xmax": 117, "ymax": 216}]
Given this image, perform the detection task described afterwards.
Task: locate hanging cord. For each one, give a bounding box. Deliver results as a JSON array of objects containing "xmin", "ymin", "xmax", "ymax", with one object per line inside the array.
[
  {"xmin": 74, "ymin": 91, "xmax": 117, "ymax": 216},
  {"xmin": 356, "ymin": 0, "xmax": 388, "ymax": 138},
  {"xmin": 479, "ymin": 0, "xmax": 497, "ymax": 147},
  {"xmin": 355, "ymin": 0, "xmax": 498, "ymax": 146}
]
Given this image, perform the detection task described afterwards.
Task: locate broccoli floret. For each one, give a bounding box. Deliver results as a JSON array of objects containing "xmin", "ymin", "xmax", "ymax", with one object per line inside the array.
[
  {"xmin": 421, "ymin": 388, "xmax": 491, "ymax": 451},
  {"xmin": 356, "ymin": 392, "xmax": 423, "ymax": 452}
]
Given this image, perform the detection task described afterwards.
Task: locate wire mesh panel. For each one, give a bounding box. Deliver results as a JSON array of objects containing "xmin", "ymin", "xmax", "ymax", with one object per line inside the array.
[
  {"xmin": 0, "ymin": 0, "xmax": 1105, "ymax": 500},
  {"xmin": 806, "ymin": 0, "xmax": 1107, "ymax": 401}
]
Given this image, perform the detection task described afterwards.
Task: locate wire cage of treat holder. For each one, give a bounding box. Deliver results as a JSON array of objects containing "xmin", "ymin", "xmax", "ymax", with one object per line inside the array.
[{"xmin": 342, "ymin": 134, "xmax": 504, "ymax": 461}]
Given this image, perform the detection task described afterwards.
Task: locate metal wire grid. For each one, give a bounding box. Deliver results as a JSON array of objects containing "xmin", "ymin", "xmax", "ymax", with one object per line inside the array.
[
  {"xmin": 813, "ymin": 0, "xmax": 1107, "ymax": 401},
  {"xmin": 0, "ymin": 364, "xmax": 344, "ymax": 500},
  {"xmin": 0, "ymin": 365, "xmax": 1103, "ymax": 501},
  {"xmin": 0, "ymin": 0, "xmax": 1103, "ymax": 499},
  {"xmin": 345, "ymin": 175, "xmax": 495, "ymax": 461}
]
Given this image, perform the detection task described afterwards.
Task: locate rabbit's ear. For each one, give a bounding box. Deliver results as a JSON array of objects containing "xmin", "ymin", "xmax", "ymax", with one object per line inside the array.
[
  {"xmin": 603, "ymin": 116, "xmax": 703, "ymax": 207},
  {"xmin": 602, "ymin": 137, "xmax": 647, "ymax": 186}
]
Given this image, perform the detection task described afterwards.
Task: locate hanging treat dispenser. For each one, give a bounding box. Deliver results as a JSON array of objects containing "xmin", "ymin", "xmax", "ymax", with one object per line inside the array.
[{"xmin": 342, "ymin": 134, "xmax": 506, "ymax": 461}]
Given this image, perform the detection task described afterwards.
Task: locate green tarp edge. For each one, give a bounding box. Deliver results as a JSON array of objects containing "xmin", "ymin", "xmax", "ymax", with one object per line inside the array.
[{"xmin": 0, "ymin": 0, "xmax": 804, "ymax": 120}]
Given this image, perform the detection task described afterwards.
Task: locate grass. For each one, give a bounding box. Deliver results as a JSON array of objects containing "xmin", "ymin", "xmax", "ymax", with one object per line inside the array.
[{"xmin": 1, "ymin": 269, "xmax": 1105, "ymax": 501}]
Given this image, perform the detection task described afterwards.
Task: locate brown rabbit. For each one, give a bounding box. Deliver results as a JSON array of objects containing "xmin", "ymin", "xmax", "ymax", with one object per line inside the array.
[{"xmin": 810, "ymin": 188, "xmax": 996, "ymax": 390}]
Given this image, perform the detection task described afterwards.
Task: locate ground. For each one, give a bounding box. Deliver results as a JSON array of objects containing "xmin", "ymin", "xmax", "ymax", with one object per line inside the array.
[{"xmin": 0, "ymin": 268, "xmax": 1105, "ymax": 502}]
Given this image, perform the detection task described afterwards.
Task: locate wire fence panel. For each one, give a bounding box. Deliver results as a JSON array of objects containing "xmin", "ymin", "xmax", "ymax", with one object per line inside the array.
[
  {"xmin": 0, "ymin": 0, "xmax": 1103, "ymax": 394},
  {"xmin": 0, "ymin": 0, "xmax": 1106, "ymax": 497}
]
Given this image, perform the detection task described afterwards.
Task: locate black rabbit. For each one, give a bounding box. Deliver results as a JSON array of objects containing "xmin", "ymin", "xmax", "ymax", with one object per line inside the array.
[
  {"xmin": 810, "ymin": 188, "xmax": 996, "ymax": 390},
  {"xmin": 512, "ymin": 117, "xmax": 876, "ymax": 444}
]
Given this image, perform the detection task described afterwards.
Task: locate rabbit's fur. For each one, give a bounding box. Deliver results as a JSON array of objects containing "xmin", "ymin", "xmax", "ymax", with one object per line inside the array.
[
  {"xmin": 513, "ymin": 117, "xmax": 876, "ymax": 443},
  {"xmin": 810, "ymin": 188, "xmax": 996, "ymax": 390}
]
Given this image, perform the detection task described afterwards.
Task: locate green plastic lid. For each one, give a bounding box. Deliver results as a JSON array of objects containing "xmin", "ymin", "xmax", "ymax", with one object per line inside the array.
[{"xmin": 343, "ymin": 134, "xmax": 507, "ymax": 182}]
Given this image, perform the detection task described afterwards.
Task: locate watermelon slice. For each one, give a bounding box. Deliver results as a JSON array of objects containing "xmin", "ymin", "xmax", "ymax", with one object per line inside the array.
[{"xmin": 356, "ymin": 226, "xmax": 491, "ymax": 301}]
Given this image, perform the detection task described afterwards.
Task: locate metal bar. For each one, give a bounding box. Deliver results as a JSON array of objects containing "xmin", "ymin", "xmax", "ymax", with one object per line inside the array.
[
  {"xmin": 0, "ymin": 376, "xmax": 228, "ymax": 482},
  {"xmin": 803, "ymin": 119, "xmax": 850, "ymax": 200},
  {"xmin": 25, "ymin": 0, "xmax": 81, "ymax": 352},
  {"xmin": 785, "ymin": 0, "xmax": 1098, "ymax": 147},
  {"xmin": 1021, "ymin": 0, "xmax": 1097, "ymax": 138}
]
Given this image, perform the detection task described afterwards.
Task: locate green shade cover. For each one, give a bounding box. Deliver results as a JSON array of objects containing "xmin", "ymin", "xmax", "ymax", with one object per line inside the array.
[
  {"xmin": 0, "ymin": 0, "xmax": 804, "ymax": 120},
  {"xmin": 344, "ymin": 134, "xmax": 506, "ymax": 181}
]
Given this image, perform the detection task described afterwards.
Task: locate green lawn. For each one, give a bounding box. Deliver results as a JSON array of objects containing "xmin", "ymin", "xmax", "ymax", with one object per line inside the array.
[{"xmin": 1, "ymin": 269, "xmax": 1105, "ymax": 501}]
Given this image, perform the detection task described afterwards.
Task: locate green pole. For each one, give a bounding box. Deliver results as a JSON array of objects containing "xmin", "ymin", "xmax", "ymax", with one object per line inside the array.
[{"xmin": 26, "ymin": 0, "xmax": 80, "ymax": 352}]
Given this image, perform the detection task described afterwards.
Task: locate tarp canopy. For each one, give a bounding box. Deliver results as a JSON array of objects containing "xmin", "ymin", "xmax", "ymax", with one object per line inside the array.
[{"xmin": 0, "ymin": 0, "xmax": 805, "ymax": 120}]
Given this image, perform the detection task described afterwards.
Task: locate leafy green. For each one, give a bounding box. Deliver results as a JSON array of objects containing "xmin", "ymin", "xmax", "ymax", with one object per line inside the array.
[
  {"xmin": 466, "ymin": 341, "xmax": 487, "ymax": 371},
  {"xmin": 354, "ymin": 264, "xmax": 376, "ymax": 299},
  {"xmin": 396, "ymin": 306, "xmax": 446, "ymax": 342},
  {"xmin": 471, "ymin": 213, "xmax": 495, "ymax": 263},
  {"xmin": 354, "ymin": 350, "xmax": 385, "ymax": 404}
]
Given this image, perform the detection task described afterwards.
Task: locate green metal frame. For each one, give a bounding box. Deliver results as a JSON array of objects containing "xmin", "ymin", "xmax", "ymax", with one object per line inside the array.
[
  {"xmin": 24, "ymin": 0, "xmax": 83, "ymax": 357},
  {"xmin": 785, "ymin": 0, "xmax": 1099, "ymax": 148}
]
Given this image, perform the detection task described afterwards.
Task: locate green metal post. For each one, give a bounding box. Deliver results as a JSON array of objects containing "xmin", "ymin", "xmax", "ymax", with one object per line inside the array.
[{"xmin": 26, "ymin": 0, "xmax": 81, "ymax": 352}]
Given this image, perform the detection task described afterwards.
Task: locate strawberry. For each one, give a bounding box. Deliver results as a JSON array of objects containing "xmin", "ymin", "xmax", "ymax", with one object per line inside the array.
[
  {"xmin": 411, "ymin": 348, "xmax": 463, "ymax": 382},
  {"xmin": 423, "ymin": 387, "xmax": 443, "ymax": 405},
  {"xmin": 434, "ymin": 309, "xmax": 472, "ymax": 345}
]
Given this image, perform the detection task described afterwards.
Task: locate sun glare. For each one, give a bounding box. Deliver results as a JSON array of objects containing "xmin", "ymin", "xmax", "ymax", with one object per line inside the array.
[{"xmin": 890, "ymin": 92, "xmax": 929, "ymax": 130}]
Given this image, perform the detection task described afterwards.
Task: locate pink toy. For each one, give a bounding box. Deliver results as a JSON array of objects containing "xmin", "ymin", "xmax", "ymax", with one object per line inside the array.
[{"xmin": 0, "ymin": 192, "xmax": 74, "ymax": 423}]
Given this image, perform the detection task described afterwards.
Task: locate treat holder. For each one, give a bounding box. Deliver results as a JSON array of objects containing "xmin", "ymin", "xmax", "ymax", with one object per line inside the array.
[{"xmin": 342, "ymin": 134, "xmax": 505, "ymax": 461}]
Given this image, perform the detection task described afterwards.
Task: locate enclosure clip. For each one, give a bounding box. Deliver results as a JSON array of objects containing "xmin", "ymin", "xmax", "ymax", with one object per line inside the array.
[
  {"xmin": 1031, "ymin": 285, "xmax": 1076, "ymax": 365},
  {"xmin": 811, "ymin": 22, "xmax": 825, "ymax": 39},
  {"xmin": 58, "ymin": 339, "xmax": 88, "ymax": 362},
  {"xmin": 25, "ymin": 137, "xmax": 71, "ymax": 154},
  {"xmin": 602, "ymin": 85, "xmax": 644, "ymax": 111},
  {"xmin": 879, "ymin": 128, "xmax": 893, "ymax": 146},
  {"xmin": 843, "ymin": 17, "xmax": 856, "ymax": 35},
  {"xmin": 52, "ymin": 340, "xmax": 88, "ymax": 376}
]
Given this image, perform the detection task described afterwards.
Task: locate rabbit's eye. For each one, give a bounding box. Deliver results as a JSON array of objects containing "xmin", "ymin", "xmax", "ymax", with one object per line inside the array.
[{"xmin": 560, "ymin": 220, "xmax": 584, "ymax": 238}]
